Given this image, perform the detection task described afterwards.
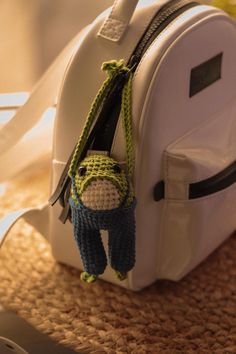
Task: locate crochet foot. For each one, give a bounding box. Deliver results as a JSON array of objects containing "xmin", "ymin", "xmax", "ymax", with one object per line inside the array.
[
  {"xmin": 115, "ymin": 271, "xmax": 127, "ymax": 281},
  {"xmin": 81, "ymin": 271, "xmax": 98, "ymax": 283}
]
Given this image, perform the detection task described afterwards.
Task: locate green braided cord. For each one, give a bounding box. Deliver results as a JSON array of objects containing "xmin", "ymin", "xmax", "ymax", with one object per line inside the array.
[
  {"xmin": 68, "ymin": 59, "xmax": 129, "ymax": 177},
  {"xmin": 121, "ymin": 73, "xmax": 134, "ymax": 177}
]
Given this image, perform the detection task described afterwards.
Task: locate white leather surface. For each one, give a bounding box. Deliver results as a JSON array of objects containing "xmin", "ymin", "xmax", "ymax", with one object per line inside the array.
[
  {"xmin": 98, "ymin": 0, "xmax": 161, "ymax": 42},
  {"xmin": 166, "ymin": 97, "xmax": 236, "ymax": 188},
  {"xmin": 98, "ymin": 0, "xmax": 139, "ymax": 41},
  {"xmin": 159, "ymin": 98, "xmax": 236, "ymax": 279},
  {"xmin": 160, "ymin": 184, "xmax": 236, "ymax": 279},
  {"xmin": 130, "ymin": 10, "xmax": 236, "ymax": 288}
]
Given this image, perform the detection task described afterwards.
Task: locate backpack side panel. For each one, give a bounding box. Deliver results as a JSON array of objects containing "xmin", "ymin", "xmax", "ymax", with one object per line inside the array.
[{"xmin": 126, "ymin": 11, "xmax": 236, "ymax": 290}]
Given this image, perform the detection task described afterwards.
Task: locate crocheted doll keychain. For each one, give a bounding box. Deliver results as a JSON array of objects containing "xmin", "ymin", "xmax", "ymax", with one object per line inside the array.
[{"xmin": 68, "ymin": 60, "xmax": 136, "ymax": 283}]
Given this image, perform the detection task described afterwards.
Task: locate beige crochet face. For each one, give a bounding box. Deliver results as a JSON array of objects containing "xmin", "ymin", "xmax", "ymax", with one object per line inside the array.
[
  {"xmin": 74, "ymin": 154, "xmax": 128, "ymax": 210},
  {"xmin": 81, "ymin": 179, "xmax": 121, "ymax": 210}
]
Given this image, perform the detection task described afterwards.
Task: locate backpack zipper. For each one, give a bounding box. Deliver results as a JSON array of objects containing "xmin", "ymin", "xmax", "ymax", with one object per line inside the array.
[
  {"xmin": 50, "ymin": 0, "xmax": 199, "ymax": 218},
  {"xmin": 91, "ymin": 0, "xmax": 199, "ymax": 150},
  {"xmin": 130, "ymin": 0, "xmax": 199, "ymax": 69}
]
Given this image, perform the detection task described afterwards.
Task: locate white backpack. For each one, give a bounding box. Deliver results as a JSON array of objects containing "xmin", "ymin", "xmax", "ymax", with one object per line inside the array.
[{"xmin": 1, "ymin": 0, "xmax": 236, "ymax": 291}]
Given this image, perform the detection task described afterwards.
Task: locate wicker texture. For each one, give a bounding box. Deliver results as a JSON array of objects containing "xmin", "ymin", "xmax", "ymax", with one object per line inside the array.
[{"xmin": 1, "ymin": 167, "xmax": 236, "ymax": 353}]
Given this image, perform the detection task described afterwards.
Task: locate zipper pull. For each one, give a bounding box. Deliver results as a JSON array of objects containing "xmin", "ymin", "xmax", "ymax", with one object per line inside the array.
[
  {"xmin": 49, "ymin": 168, "xmax": 71, "ymax": 207},
  {"xmin": 128, "ymin": 54, "xmax": 139, "ymax": 72},
  {"xmin": 59, "ymin": 203, "xmax": 71, "ymax": 224}
]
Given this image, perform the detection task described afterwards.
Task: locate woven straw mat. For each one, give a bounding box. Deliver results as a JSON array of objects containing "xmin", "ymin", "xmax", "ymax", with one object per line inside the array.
[{"xmin": 0, "ymin": 162, "xmax": 236, "ymax": 354}]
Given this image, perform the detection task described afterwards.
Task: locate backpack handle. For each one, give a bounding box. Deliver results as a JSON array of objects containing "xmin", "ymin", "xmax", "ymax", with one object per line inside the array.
[{"xmin": 98, "ymin": 0, "xmax": 139, "ymax": 42}]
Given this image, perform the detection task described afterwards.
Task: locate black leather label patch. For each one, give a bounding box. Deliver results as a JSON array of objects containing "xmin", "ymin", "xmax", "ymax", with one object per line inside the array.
[{"xmin": 190, "ymin": 53, "xmax": 223, "ymax": 97}]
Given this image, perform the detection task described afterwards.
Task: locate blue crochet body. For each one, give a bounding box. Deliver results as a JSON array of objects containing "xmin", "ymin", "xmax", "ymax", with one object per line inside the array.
[{"xmin": 69, "ymin": 197, "xmax": 136, "ymax": 276}]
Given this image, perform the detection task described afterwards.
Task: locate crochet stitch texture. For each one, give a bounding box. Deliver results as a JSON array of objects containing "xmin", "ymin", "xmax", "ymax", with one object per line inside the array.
[
  {"xmin": 70, "ymin": 154, "xmax": 136, "ymax": 279},
  {"xmin": 70, "ymin": 194, "xmax": 136, "ymax": 276},
  {"xmin": 74, "ymin": 155, "xmax": 129, "ymax": 201},
  {"xmin": 68, "ymin": 60, "xmax": 136, "ymax": 282}
]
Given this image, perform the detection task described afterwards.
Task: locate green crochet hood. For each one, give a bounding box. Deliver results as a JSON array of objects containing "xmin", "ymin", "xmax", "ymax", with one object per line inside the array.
[{"xmin": 73, "ymin": 154, "xmax": 133, "ymax": 203}]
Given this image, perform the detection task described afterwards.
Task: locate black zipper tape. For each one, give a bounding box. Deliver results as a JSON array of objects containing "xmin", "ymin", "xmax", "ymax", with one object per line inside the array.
[
  {"xmin": 189, "ymin": 160, "xmax": 236, "ymax": 199},
  {"xmin": 154, "ymin": 160, "xmax": 236, "ymax": 201},
  {"xmin": 153, "ymin": 180, "xmax": 165, "ymax": 201}
]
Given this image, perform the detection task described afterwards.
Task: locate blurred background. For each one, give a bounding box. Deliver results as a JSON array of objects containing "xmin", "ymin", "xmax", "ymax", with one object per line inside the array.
[{"xmin": 0, "ymin": 0, "xmax": 113, "ymax": 92}]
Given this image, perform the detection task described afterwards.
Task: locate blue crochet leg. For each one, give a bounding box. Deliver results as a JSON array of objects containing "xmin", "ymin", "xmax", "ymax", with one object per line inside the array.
[
  {"xmin": 108, "ymin": 212, "xmax": 136, "ymax": 278},
  {"xmin": 72, "ymin": 220, "xmax": 107, "ymax": 278}
]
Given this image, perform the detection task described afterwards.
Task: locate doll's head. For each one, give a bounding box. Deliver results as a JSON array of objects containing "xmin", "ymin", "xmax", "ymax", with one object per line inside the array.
[{"xmin": 72, "ymin": 154, "xmax": 132, "ymax": 210}]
